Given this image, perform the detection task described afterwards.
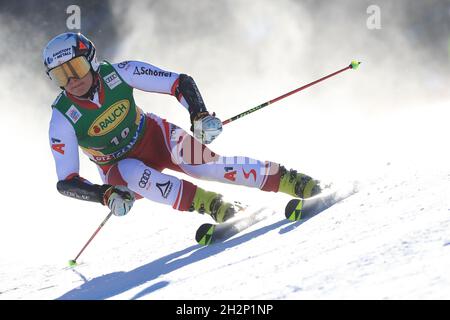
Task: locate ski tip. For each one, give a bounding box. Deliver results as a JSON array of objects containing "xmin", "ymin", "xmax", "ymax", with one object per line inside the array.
[
  {"xmin": 285, "ymin": 199, "xmax": 304, "ymax": 221},
  {"xmin": 195, "ymin": 223, "xmax": 216, "ymax": 246},
  {"xmin": 332, "ymin": 180, "xmax": 360, "ymax": 200}
]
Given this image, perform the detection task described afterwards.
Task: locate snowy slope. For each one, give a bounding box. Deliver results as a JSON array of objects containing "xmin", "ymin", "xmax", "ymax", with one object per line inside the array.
[{"xmin": 1, "ymin": 161, "xmax": 449, "ymax": 300}]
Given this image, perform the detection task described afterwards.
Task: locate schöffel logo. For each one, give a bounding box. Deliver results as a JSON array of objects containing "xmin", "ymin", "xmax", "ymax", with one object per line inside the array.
[
  {"xmin": 88, "ymin": 100, "xmax": 130, "ymax": 136},
  {"xmin": 133, "ymin": 66, "xmax": 172, "ymax": 77}
]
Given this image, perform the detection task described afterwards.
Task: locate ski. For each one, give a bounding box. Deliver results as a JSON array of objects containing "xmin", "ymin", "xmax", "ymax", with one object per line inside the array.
[
  {"xmin": 195, "ymin": 206, "xmax": 276, "ymax": 246},
  {"xmin": 285, "ymin": 186, "xmax": 357, "ymax": 221},
  {"xmin": 195, "ymin": 184, "xmax": 358, "ymax": 246}
]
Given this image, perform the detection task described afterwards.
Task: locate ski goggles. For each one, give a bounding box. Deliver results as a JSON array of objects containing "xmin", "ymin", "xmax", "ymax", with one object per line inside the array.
[{"xmin": 48, "ymin": 56, "xmax": 91, "ymax": 87}]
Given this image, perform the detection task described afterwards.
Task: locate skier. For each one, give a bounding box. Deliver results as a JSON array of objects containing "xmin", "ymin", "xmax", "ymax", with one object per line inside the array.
[{"xmin": 45, "ymin": 32, "xmax": 322, "ymax": 223}]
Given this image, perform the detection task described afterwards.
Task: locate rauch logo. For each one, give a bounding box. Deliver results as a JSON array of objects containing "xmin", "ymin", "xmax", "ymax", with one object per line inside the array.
[{"xmin": 88, "ymin": 100, "xmax": 130, "ymax": 136}]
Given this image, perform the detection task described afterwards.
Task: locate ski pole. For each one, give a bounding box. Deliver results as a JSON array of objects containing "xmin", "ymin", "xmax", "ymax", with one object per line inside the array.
[
  {"xmin": 68, "ymin": 211, "xmax": 113, "ymax": 267},
  {"xmin": 222, "ymin": 60, "xmax": 361, "ymax": 126}
]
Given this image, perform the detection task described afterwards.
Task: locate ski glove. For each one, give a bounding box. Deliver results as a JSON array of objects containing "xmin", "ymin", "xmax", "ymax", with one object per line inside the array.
[
  {"xmin": 191, "ymin": 111, "xmax": 223, "ymax": 144},
  {"xmin": 103, "ymin": 185, "xmax": 135, "ymax": 216}
]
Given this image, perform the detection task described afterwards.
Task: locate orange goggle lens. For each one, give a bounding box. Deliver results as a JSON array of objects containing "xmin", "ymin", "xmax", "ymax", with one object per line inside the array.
[{"xmin": 48, "ymin": 56, "xmax": 91, "ymax": 87}]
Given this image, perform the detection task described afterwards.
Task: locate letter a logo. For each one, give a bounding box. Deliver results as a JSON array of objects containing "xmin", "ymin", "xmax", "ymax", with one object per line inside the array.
[
  {"xmin": 224, "ymin": 171, "xmax": 237, "ymax": 182},
  {"xmin": 52, "ymin": 144, "xmax": 65, "ymax": 155}
]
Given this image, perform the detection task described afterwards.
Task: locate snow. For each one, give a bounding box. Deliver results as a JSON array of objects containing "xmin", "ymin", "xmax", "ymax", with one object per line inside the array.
[{"xmin": 1, "ymin": 161, "xmax": 449, "ymax": 299}]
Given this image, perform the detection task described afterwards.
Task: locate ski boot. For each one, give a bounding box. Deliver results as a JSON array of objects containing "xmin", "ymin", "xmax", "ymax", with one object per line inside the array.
[
  {"xmin": 189, "ymin": 187, "xmax": 236, "ymax": 223},
  {"xmin": 277, "ymin": 166, "xmax": 322, "ymax": 198}
]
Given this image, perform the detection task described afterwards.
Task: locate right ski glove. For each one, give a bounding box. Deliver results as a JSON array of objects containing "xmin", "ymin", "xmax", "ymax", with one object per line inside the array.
[
  {"xmin": 191, "ymin": 111, "xmax": 223, "ymax": 144},
  {"xmin": 103, "ymin": 185, "xmax": 135, "ymax": 216}
]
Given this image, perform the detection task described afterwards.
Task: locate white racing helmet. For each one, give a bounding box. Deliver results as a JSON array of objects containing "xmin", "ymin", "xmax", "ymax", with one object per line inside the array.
[{"xmin": 43, "ymin": 32, "xmax": 99, "ymax": 87}]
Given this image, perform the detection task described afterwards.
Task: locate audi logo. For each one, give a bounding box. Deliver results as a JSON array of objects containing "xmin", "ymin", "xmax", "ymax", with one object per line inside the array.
[{"xmin": 139, "ymin": 169, "xmax": 152, "ymax": 188}]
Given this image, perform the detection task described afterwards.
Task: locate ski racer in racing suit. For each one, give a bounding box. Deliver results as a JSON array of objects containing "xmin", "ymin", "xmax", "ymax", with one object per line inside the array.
[{"xmin": 45, "ymin": 32, "xmax": 322, "ymax": 222}]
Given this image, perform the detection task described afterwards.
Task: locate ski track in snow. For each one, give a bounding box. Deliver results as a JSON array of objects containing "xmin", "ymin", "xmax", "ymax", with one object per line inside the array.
[{"xmin": 1, "ymin": 166, "xmax": 449, "ymax": 300}]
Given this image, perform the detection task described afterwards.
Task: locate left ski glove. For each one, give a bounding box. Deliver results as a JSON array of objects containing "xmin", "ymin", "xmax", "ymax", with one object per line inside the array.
[
  {"xmin": 103, "ymin": 185, "xmax": 135, "ymax": 216},
  {"xmin": 191, "ymin": 111, "xmax": 223, "ymax": 144}
]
